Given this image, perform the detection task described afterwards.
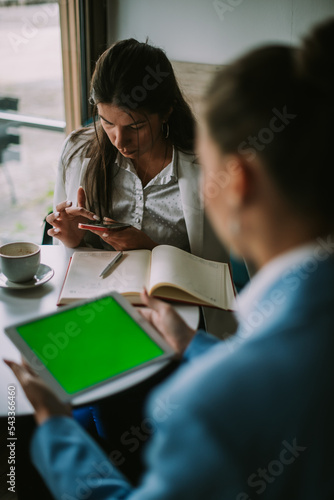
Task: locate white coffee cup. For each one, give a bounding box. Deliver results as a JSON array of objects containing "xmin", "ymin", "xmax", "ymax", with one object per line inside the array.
[{"xmin": 0, "ymin": 242, "xmax": 41, "ymax": 283}]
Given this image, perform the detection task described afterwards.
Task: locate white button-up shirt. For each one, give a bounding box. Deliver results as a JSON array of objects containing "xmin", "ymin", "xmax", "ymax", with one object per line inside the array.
[{"xmin": 111, "ymin": 149, "xmax": 190, "ymax": 251}]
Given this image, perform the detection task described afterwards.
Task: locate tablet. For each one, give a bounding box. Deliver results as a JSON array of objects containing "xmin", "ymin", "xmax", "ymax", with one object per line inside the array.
[{"xmin": 5, "ymin": 292, "xmax": 175, "ymax": 402}]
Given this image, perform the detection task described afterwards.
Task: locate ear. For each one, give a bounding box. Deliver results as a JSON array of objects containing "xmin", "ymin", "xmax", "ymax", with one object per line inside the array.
[
  {"xmin": 225, "ymin": 155, "xmax": 254, "ymax": 209},
  {"xmin": 163, "ymin": 106, "xmax": 173, "ymax": 122}
]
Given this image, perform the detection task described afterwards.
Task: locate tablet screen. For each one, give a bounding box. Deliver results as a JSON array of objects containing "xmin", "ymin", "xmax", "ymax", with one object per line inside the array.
[{"xmin": 15, "ymin": 295, "xmax": 165, "ymax": 395}]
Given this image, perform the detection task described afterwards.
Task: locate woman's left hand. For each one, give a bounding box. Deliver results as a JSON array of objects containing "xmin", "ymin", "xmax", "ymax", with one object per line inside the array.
[
  {"xmin": 138, "ymin": 289, "xmax": 196, "ymax": 356},
  {"xmin": 88, "ymin": 218, "xmax": 158, "ymax": 251},
  {"xmin": 3, "ymin": 359, "xmax": 71, "ymax": 425}
]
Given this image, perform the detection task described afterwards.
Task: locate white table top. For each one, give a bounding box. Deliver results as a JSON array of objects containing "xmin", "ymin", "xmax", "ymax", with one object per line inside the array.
[{"xmin": 0, "ymin": 245, "xmax": 199, "ymax": 415}]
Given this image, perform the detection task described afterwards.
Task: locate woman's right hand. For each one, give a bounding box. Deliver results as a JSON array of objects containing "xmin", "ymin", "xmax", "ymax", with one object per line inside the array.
[{"xmin": 46, "ymin": 187, "xmax": 99, "ymax": 248}]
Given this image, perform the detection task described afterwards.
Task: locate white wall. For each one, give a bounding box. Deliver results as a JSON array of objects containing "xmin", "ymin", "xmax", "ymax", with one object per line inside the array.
[{"xmin": 107, "ymin": 0, "xmax": 334, "ymax": 64}]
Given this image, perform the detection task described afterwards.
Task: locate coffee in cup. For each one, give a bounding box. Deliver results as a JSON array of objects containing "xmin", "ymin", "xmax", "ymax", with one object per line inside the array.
[{"xmin": 0, "ymin": 242, "xmax": 41, "ymax": 283}]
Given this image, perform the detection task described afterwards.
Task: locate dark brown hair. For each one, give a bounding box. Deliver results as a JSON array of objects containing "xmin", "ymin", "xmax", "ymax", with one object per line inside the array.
[
  {"xmin": 65, "ymin": 38, "xmax": 195, "ymax": 219},
  {"xmin": 204, "ymin": 19, "xmax": 334, "ymax": 226}
]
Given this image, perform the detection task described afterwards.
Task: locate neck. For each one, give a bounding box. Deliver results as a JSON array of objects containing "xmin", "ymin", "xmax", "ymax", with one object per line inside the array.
[
  {"xmin": 240, "ymin": 210, "xmax": 329, "ymax": 271},
  {"xmin": 251, "ymin": 224, "xmax": 328, "ymax": 269},
  {"xmin": 254, "ymin": 231, "xmax": 318, "ymax": 269},
  {"xmin": 132, "ymin": 140, "xmax": 173, "ymax": 186}
]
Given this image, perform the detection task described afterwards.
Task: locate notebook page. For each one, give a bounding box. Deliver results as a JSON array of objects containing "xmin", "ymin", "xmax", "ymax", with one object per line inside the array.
[
  {"xmin": 59, "ymin": 250, "xmax": 151, "ymax": 302},
  {"xmin": 149, "ymin": 245, "xmax": 234, "ymax": 310}
]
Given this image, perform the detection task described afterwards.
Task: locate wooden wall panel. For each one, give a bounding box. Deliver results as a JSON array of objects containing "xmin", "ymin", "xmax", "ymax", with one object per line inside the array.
[{"xmin": 171, "ymin": 61, "xmax": 223, "ymax": 119}]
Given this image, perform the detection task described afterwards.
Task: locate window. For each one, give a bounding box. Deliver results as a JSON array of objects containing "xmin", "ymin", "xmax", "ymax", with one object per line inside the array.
[{"xmin": 0, "ymin": 0, "xmax": 66, "ymax": 245}]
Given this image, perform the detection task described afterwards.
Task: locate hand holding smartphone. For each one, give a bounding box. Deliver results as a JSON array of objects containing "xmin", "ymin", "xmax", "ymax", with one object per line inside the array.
[{"xmin": 78, "ymin": 221, "xmax": 132, "ymax": 231}]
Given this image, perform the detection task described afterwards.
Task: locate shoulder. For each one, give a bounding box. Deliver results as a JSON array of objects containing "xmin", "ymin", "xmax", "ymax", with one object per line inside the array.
[
  {"xmin": 176, "ymin": 149, "xmax": 200, "ymax": 181},
  {"xmin": 57, "ymin": 128, "xmax": 94, "ymax": 192},
  {"xmin": 177, "ymin": 149, "xmax": 199, "ymax": 168},
  {"xmin": 61, "ymin": 127, "xmax": 95, "ymax": 162}
]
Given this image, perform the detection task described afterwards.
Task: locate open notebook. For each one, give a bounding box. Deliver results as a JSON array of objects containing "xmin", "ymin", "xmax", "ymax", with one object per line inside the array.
[{"xmin": 58, "ymin": 245, "xmax": 235, "ymax": 310}]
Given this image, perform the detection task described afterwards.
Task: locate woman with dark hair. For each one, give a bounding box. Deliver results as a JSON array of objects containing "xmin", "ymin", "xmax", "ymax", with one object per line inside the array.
[
  {"xmin": 7, "ymin": 18, "xmax": 334, "ymax": 499},
  {"xmin": 47, "ymin": 38, "xmax": 226, "ymax": 264},
  {"xmin": 47, "ymin": 37, "xmax": 236, "ymax": 340}
]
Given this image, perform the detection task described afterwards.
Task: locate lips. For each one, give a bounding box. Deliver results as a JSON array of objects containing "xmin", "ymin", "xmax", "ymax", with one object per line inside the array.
[{"xmin": 120, "ymin": 149, "xmax": 136, "ymax": 155}]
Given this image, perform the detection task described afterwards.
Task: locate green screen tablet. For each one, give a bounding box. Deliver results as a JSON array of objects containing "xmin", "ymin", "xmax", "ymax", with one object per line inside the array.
[{"xmin": 5, "ymin": 293, "xmax": 174, "ymax": 401}]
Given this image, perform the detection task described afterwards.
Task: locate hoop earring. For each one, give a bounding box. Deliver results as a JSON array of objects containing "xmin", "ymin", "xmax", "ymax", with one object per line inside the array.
[{"xmin": 162, "ymin": 122, "xmax": 169, "ymax": 139}]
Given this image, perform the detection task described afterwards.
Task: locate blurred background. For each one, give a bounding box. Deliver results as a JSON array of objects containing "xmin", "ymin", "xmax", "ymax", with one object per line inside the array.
[{"xmin": 0, "ymin": 0, "xmax": 65, "ymax": 245}]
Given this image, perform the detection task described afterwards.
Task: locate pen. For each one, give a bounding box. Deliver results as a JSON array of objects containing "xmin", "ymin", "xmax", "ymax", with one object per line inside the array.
[{"xmin": 99, "ymin": 251, "xmax": 123, "ymax": 278}]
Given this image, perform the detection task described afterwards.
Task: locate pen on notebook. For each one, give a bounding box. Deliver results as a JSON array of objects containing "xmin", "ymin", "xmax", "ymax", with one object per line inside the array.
[{"xmin": 99, "ymin": 251, "xmax": 123, "ymax": 278}]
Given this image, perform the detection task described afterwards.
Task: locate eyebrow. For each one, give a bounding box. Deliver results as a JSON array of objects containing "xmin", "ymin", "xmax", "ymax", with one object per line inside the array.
[{"xmin": 98, "ymin": 114, "xmax": 146, "ymax": 127}]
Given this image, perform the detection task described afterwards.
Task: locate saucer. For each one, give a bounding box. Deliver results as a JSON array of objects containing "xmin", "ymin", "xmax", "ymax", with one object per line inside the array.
[{"xmin": 0, "ymin": 264, "xmax": 54, "ymax": 289}]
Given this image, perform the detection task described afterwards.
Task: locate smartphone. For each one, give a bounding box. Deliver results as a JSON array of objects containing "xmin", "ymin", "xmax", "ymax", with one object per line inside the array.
[{"xmin": 78, "ymin": 222, "xmax": 132, "ymax": 231}]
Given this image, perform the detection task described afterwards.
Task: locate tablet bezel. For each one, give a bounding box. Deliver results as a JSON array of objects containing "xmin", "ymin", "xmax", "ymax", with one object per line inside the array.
[{"xmin": 5, "ymin": 292, "xmax": 175, "ymax": 402}]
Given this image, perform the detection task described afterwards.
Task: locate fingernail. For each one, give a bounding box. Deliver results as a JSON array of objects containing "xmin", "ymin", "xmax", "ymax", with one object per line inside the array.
[
  {"xmin": 102, "ymin": 233, "xmax": 108, "ymax": 238},
  {"xmin": 66, "ymin": 201, "xmax": 72, "ymax": 207},
  {"xmin": 93, "ymin": 215, "xmax": 100, "ymax": 220},
  {"xmin": 54, "ymin": 228, "xmax": 60, "ymax": 233},
  {"xmin": 54, "ymin": 211, "xmax": 60, "ymax": 218}
]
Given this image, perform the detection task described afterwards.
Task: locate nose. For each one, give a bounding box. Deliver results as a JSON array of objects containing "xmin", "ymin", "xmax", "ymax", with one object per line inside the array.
[{"xmin": 112, "ymin": 127, "xmax": 129, "ymax": 151}]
